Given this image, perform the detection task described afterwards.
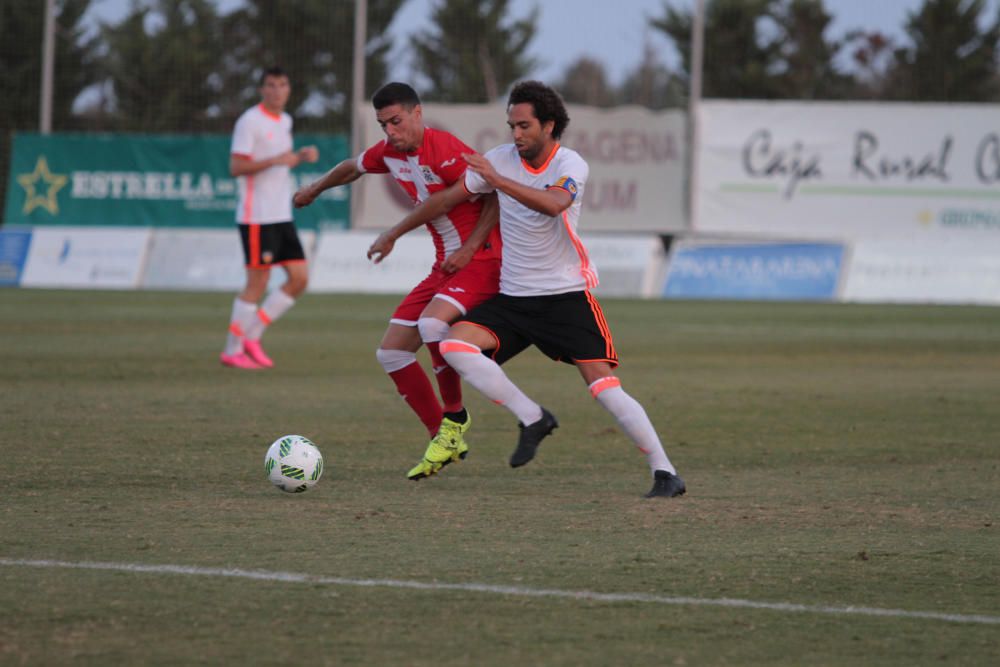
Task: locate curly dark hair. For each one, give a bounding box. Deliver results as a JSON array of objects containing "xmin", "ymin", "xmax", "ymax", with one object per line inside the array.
[{"xmin": 507, "ymin": 81, "xmax": 570, "ymax": 140}]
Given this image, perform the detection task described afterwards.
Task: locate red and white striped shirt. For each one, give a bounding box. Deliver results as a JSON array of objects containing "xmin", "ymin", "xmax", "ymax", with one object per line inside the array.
[{"xmin": 358, "ymin": 127, "xmax": 501, "ymax": 267}]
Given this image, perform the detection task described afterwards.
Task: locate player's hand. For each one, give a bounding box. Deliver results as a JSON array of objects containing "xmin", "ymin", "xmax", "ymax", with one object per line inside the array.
[
  {"xmin": 463, "ymin": 152, "xmax": 499, "ymax": 186},
  {"xmin": 293, "ymin": 183, "xmax": 320, "ymax": 208},
  {"xmin": 442, "ymin": 246, "xmax": 474, "ymax": 274},
  {"xmin": 275, "ymin": 151, "xmax": 301, "ymax": 167},
  {"xmin": 298, "ymin": 146, "xmax": 319, "ymax": 163},
  {"xmin": 367, "ymin": 232, "xmax": 395, "ymax": 263}
]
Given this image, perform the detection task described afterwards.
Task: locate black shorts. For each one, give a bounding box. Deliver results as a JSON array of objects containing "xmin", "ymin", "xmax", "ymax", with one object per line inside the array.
[
  {"xmin": 462, "ymin": 291, "xmax": 618, "ymax": 367},
  {"xmin": 238, "ymin": 222, "xmax": 305, "ymax": 268}
]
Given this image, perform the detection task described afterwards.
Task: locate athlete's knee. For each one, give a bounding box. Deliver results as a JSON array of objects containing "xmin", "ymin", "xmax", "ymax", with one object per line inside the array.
[
  {"xmin": 285, "ymin": 273, "xmax": 308, "ymax": 296},
  {"xmin": 417, "ymin": 317, "xmax": 451, "ymax": 344},
  {"xmin": 375, "ymin": 347, "xmax": 416, "ymax": 373}
]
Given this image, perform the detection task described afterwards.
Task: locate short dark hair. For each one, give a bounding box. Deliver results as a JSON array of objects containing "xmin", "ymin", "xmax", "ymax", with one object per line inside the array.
[
  {"xmin": 507, "ymin": 81, "xmax": 570, "ymax": 140},
  {"xmin": 372, "ymin": 82, "xmax": 421, "ymax": 110},
  {"xmin": 259, "ymin": 66, "xmax": 288, "ymax": 86}
]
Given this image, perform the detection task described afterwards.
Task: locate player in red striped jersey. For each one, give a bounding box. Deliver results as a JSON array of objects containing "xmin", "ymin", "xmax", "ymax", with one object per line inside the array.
[
  {"xmin": 294, "ymin": 83, "xmax": 501, "ymax": 480},
  {"xmin": 385, "ymin": 81, "xmax": 685, "ymax": 498}
]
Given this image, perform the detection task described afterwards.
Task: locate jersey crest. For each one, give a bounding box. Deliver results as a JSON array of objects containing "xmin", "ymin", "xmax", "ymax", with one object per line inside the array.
[{"xmin": 420, "ymin": 165, "xmax": 444, "ymax": 186}]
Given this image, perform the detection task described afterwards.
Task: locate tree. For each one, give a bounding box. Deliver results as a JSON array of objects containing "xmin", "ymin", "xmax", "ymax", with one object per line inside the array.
[
  {"xmin": 100, "ymin": 0, "xmax": 227, "ymax": 132},
  {"xmin": 558, "ymin": 57, "xmax": 616, "ymax": 108},
  {"xmin": 844, "ymin": 30, "xmax": 901, "ymax": 99},
  {"xmin": 652, "ymin": 0, "xmax": 783, "ymax": 99},
  {"xmin": 92, "ymin": 0, "xmax": 403, "ymax": 133},
  {"xmin": 412, "ymin": 0, "xmax": 538, "ymax": 103},
  {"xmin": 222, "ymin": 0, "xmax": 404, "ymax": 131},
  {"xmin": 0, "ymin": 0, "xmax": 96, "ymax": 131},
  {"xmin": 891, "ymin": 0, "xmax": 1000, "ymax": 101},
  {"xmin": 0, "ymin": 0, "xmax": 96, "ymax": 218},
  {"xmin": 771, "ymin": 0, "xmax": 853, "ymax": 99},
  {"xmin": 618, "ymin": 43, "xmax": 686, "ymax": 109}
]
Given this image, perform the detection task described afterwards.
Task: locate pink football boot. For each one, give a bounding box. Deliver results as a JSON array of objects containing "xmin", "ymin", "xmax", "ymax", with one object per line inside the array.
[
  {"xmin": 220, "ymin": 352, "xmax": 262, "ymax": 369},
  {"xmin": 243, "ymin": 339, "xmax": 274, "ymax": 368}
]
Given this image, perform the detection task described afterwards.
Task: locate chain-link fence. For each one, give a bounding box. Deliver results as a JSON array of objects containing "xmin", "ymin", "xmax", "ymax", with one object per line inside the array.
[{"xmin": 7, "ymin": 0, "xmax": 1000, "ymax": 223}]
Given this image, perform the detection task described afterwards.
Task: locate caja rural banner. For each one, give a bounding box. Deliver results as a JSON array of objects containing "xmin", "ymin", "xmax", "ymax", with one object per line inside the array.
[
  {"xmin": 697, "ymin": 100, "xmax": 1000, "ymax": 242},
  {"xmin": 3, "ymin": 132, "xmax": 350, "ymax": 229},
  {"xmin": 353, "ymin": 103, "xmax": 686, "ymax": 233}
]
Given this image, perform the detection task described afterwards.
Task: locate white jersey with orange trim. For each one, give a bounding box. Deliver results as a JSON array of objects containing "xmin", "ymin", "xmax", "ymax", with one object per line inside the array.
[
  {"xmin": 464, "ymin": 143, "xmax": 596, "ymax": 296},
  {"xmin": 231, "ymin": 104, "xmax": 294, "ymax": 224}
]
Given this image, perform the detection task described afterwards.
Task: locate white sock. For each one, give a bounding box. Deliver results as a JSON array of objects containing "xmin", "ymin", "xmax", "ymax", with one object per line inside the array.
[
  {"xmin": 224, "ymin": 298, "xmax": 258, "ymax": 356},
  {"xmin": 417, "ymin": 317, "xmax": 450, "ymax": 345},
  {"xmin": 440, "ymin": 339, "xmax": 542, "ymax": 425},
  {"xmin": 244, "ymin": 290, "xmax": 296, "ymax": 341},
  {"xmin": 417, "ymin": 316, "xmax": 452, "ymax": 373},
  {"xmin": 375, "ymin": 348, "xmax": 417, "ymax": 373},
  {"xmin": 591, "ymin": 377, "xmax": 675, "ymax": 475}
]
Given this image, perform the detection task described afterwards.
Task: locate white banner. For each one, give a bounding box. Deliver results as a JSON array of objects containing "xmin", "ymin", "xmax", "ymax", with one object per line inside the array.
[
  {"xmin": 309, "ymin": 230, "xmax": 437, "ymax": 294},
  {"xmin": 584, "ymin": 235, "xmax": 665, "ymax": 298},
  {"xmin": 697, "ymin": 100, "xmax": 1000, "ymax": 242},
  {"xmin": 354, "ymin": 103, "xmax": 686, "ymax": 233},
  {"xmin": 21, "ymin": 226, "xmax": 150, "ymax": 289},
  {"xmin": 142, "ymin": 228, "xmax": 315, "ymax": 291},
  {"xmin": 841, "ymin": 239, "xmax": 1000, "ymax": 305}
]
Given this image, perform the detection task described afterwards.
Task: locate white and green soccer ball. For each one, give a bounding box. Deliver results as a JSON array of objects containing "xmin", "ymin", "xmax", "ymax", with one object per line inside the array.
[{"xmin": 264, "ymin": 435, "xmax": 324, "ymax": 493}]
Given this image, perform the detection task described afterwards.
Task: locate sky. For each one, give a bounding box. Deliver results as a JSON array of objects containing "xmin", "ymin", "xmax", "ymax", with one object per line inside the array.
[
  {"xmin": 85, "ymin": 0, "xmax": 999, "ymax": 85},
  {"xmin": 384, "ymin": 0, "xmax": 933, "ymax": 83}
]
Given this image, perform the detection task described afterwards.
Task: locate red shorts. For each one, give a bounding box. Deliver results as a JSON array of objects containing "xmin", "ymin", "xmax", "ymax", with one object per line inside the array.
[{"xmin": 390, "ymin": 258, "xmax": 501, "ymax": 325}]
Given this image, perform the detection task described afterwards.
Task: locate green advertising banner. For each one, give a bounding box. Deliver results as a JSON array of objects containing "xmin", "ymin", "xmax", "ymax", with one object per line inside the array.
[{"xmin": 3, "ymin": 132, "xmax": 350, "ymax": 230}]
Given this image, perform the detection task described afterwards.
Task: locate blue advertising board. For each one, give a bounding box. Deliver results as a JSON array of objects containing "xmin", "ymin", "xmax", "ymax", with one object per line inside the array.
[
  {"xmin": 0, "ymin": 228, "xmax": 33, "ymax": 286},
  {"xmin": 663, "ymin": 242, "xmax": 845, "ymax": 300}
]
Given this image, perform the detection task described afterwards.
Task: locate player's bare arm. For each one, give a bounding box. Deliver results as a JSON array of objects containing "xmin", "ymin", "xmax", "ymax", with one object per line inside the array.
[
  {"xmin": 463, "ymin": 152, "xmax": 572, "ymax": 217},
  {"xmin": 293, "ymin": 157, "xmax": 363, "ymax": 208},
  {"xmin": 367, "ymin": 180, "xmax": 474, "ymax": 263},
  {"xmin": 441, "ymin": 192, "xmax": 499, "ymax": 274},
  {"xmin": 230, "ymin": 146, "xmax": 318, "ymax": 178}
]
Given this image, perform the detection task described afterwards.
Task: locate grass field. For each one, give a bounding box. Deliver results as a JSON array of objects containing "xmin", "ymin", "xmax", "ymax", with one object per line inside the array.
[{"xmin": 1, "ymin": 289, "xmax": 998, "ymax": 665}]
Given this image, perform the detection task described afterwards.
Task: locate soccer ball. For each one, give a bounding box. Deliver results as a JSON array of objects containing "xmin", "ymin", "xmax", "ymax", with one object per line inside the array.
[{"xmin": 264, "ymin": 435, "xmax": 324, "ymax": 493}]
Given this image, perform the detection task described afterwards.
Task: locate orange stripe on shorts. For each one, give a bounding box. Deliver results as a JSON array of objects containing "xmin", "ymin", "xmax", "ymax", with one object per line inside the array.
[
  {"xmin": 248, "ymin": 224, "xmax": 261, "ymax": 268},
  {"xmin": 585, "ymin": 291, "xmax": 616, "ymax": 360}
]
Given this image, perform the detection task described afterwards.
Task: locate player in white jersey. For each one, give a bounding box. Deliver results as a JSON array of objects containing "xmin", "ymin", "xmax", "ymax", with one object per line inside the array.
[
  {"xmin": 386, "ymin": 81, "xmax": 685, "ymax": 498},
  {"xmin": 221, "ymin": 66, "xmax": 319, "ymax": 370}
]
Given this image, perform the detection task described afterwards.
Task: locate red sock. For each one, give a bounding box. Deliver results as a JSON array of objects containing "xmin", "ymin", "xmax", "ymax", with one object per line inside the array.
[
  {"xmin": 427, "ymin": 341, "xmax": 463, "ymax": 413},
  {"xmin": 388, "ymin": 362, "xmax": 442, "ymax": 437}
]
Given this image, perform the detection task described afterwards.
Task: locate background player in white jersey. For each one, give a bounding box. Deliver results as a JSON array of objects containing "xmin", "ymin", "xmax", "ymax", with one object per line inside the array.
[
  {"xmin": 387, "ymin": 81, "xmax": 685, "ymax": 498},
  {"xmin": 222, "ymin": 66, "xmax": 319, "ymax": 370},
  {"xmin": 293, "ymin": 82, "xmax": 501, "ymax": 480}
]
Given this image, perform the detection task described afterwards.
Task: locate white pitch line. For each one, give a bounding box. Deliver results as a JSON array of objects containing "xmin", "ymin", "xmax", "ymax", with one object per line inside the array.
[{"xmin": 2, "ymin": 557, "xmax": 999, "ymax": 626}]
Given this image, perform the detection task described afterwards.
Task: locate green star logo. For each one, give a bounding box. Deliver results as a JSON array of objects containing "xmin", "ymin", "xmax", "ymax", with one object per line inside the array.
[{"xmin": 17, "ymin": 156, "xmax": 68, "ymax": 215}]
